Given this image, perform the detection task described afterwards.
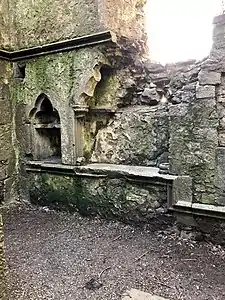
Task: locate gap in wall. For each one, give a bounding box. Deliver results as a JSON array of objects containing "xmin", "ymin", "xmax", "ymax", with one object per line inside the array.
[{"xmin": 144, "ymin": 0, "xmax": 222, "ymax": 64}]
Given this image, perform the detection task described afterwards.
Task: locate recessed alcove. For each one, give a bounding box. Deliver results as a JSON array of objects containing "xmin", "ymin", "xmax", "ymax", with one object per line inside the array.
[
  {"xmin": 29, "ymin": 94, "xmax": 61, "ymax": 161},
  {"xmin": 14, "ymin": 62, "xmax": 26, "ymax": 82}
]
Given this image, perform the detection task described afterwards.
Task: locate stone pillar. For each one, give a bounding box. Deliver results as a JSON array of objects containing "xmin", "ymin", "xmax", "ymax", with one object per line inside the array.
[{"xmin": 72, "ymin": 105, "xmax": 89, "ymax": 163}]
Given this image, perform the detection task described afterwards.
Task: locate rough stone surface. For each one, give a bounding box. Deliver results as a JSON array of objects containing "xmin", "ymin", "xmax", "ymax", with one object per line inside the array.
[
  {"xmin": 91, "ymin": 106, "xmax": 169, "ymax": 166},
  {"xmin": 0, "ymin": 214, "xmax": 7, "ymax": 299},
  {"xmin": 141, "ymin": 88, "xmax": 160, "ymax": 105},
  {"xmin": 0, "ymin": 0, "xmax": 10, "ymax": 49},
  {"xmin": 215, "ymin": 147, "xmax": 225, "ymax": 205}
]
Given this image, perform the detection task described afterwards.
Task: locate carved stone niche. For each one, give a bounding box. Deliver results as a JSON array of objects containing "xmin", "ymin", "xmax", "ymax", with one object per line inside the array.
[{"xmin": 28, "ymin": 93, "xmax": 61, "ymax": 162}]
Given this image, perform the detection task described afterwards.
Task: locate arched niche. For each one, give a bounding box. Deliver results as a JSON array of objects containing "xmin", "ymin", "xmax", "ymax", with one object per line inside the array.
[{"xmin": 29, "ymin": 93, "xmax": 61, "ymax": 161}]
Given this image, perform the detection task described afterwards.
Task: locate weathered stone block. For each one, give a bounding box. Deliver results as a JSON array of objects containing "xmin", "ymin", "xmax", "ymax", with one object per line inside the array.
[
  {"xmin": 196, "ymin": 84, "xmax": 215, "ymax": 99},
  {"xmin": 171, "ymin": 176, "xmax": 192, "ymax": 206},
  {"xmin": 122, "ymin": 289, "xmax": 168, "ymax": 300},
  {"xmin": 169, "ymin": 93, "xmax": 217, "ymax": 205},
  {"xmin": 198, "ymin": 70, "xmax": 221, "ymax": 85},
  {"xmin": 0, "ymin": 84, "xmax": 11, "ymax": 125},
  {"xmin": 0, "ymin": 0, "xmax": 10, "ymax": 48},
  {"xmin": 10, "ymin": 0, "xmax": 100, "ymax": 49},
  {"xmin": 9, "ymin": 0, "xmax": 146, "ymax": 50}
]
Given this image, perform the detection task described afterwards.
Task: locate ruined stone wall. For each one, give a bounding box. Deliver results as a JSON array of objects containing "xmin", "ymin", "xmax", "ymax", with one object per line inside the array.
[
  {"xmin": 7, "ymin": 1, "xmax": 225, "ymax": 218},
  {"xmin": 87, "ymin": 50, "xmax": 225, "ymax": 207},
  {"xmin": 90, "ymin": 105, "xmax": 168, "ymax": 166}
]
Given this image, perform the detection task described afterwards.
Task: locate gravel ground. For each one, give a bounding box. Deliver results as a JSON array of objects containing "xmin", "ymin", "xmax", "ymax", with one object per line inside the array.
[{"xmin": 3, "ymin": 205, "xmax": 225, "ymax": 300}]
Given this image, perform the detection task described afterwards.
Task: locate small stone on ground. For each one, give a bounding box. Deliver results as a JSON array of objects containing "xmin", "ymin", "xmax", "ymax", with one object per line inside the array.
[{"xmin": 122, "ymin": 289, "xmax": 168, "ymax": 300}]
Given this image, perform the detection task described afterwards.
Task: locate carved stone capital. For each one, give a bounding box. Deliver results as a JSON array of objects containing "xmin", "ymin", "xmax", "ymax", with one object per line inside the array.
[{"xmin": 72, "ymin": 104, "xmax": 89, "ymax": 118}]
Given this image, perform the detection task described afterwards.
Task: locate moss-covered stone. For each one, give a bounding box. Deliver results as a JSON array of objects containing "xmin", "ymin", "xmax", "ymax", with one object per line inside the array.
[
  {"xmin": 29, "ymin": 172, "xmax": 168, "ymax": 223},
  {"xmin": 11, "ymin": 47, "xmax": 108, "ymax": 165},
  {"xmin": 30, "ymin": 173, "xmax": 78, "ymax": 211}
]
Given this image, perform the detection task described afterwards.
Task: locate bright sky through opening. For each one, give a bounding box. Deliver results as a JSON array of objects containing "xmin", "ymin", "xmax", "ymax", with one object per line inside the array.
[{"xmin": 145, "ymin": 0, "xmax": 222, "ymax": 64}]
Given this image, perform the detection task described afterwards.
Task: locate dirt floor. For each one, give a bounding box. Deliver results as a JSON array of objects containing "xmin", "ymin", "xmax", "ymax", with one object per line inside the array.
[{"xmin": 2, "ymin": 205, "xmax": 225, "ymax": 300}]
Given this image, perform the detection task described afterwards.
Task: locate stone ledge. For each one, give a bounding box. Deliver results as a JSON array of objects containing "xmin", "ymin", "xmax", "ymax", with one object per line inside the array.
[
  {"xmin": 172, "ymin": 202, "xmax": 225, "ymax": 219},
  {"xmin": 26, "ymin": 161, "xmax": 177, "ymax": 182},
  {"xmin": 0, "ymin": 31, "xmax": 113, "ymax": 61},
  {"xmin": 77, "ymin": 163, "xmax": 177, "ymax": 181}
]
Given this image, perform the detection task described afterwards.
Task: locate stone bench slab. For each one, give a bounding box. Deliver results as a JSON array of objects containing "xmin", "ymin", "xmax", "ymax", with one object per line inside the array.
[{"xmin": 26, "ymin": 161, "xmax": 177, "ymax": 181}]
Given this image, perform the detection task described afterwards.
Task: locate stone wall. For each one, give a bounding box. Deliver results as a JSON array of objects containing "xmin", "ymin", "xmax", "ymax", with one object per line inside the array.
[
  {"xmin": 168, "ymin": 60, "xmax": 219, "ymax": 205},
  {"xmin": 86, "ymin": 45, "xmax": 225, "ymax": 207},
  {"xmin": 0, "ymin": 0, "xmax": 10, "ymax": 49},
  {"xmin": 0, "ymin": 61, "xmax": 15, "ymax": 204},
  {"xmin": 9, "ymin": 0, "xmax": 100, "ymax": 50},
  {"xmin": 7, "ymin": 0, "xmax": 146, "ymax": 51},
  {"xmin": 12, "ymin": 13, "xmax": 225, "ymax": 211},
  {"xmin": 0, "ymin": 214, "xmax": 6, "ymax": 299}
]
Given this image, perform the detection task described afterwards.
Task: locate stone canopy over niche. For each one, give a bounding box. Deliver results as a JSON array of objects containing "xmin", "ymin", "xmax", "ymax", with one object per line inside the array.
[{"xmin": 28, "ymin": 93, "xmax": 61, "ymax": 161}]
